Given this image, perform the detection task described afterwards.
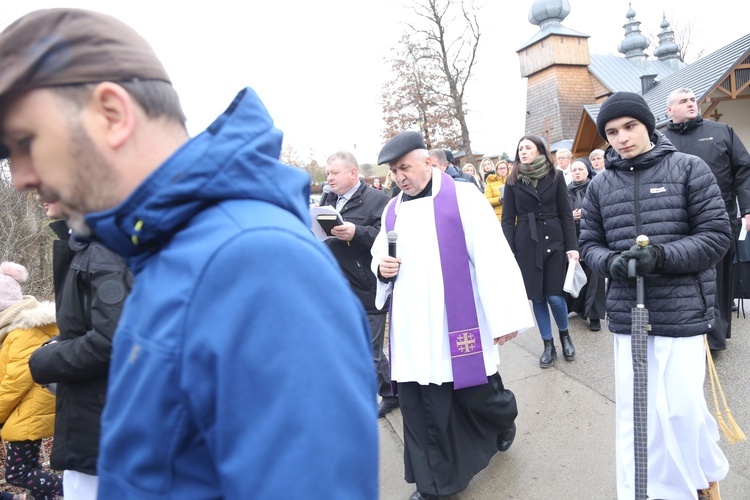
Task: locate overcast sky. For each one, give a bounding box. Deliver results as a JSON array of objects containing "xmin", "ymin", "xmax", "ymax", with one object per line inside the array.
[{"xmin": 2, "ymin": 1, "xmax": 748, "ymax": 164}]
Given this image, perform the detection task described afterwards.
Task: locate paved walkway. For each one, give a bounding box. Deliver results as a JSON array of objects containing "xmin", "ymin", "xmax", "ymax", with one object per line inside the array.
[{"xmin": 379, "ymin": 305, "xmax": 750, "ymax": 499}]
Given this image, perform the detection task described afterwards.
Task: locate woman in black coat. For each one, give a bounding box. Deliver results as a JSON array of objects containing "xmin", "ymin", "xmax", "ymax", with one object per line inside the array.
[
  {"xmin": 566, "ymin": 158, "xmax": 606, "ymax": 331},
  {"xmin": 502, "ymin": 135, "xmax": 579, "ymax": 367}
]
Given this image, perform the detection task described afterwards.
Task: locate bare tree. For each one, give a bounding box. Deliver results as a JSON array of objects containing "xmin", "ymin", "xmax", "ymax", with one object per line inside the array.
[
  {"xmin": 670, "ymin": 18, "xmax": 704, "ymax": 63},
  {"xmin": 406, "ymin": 0, "xmax": 480, "ymax": 158},
  {"xmin": 0, "ymin": 161, "xmax": 54, "ymax": 301},
  {"xmin": 381, "ymin": 34, "xmax": 462, "ymax": 149},
  {"xmin": 280, "ymin": 143, "xmax": 304, "ymax": 168}
]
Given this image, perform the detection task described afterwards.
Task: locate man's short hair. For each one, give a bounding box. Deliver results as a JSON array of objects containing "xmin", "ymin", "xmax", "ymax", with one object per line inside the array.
[
  {"xmin": 667, "ymin": 87, "xmax": 695, "ymax": 107},
  {"xmin": 589, "ymin": 149, "xmax": 605, "ymax": 160},
  {"xmin": 428, "ymin": 149, "xmax": 447, "ymax": 164},
  {"xmin": 51, "ymin": 80, "xmax": 186, "ymax": 125},
  {"xmin": 326, "ymin": 151, "xmax": 359, "ymax": 170}
]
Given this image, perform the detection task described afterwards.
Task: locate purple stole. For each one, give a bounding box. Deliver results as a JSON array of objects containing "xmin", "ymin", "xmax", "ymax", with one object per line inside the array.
[{"xmin": 385, "ymin": 171, "xmax": 487, "ymax": 390}]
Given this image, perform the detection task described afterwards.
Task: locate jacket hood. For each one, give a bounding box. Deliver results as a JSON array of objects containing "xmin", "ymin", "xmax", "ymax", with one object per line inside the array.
[
  {"xmin": 486, "ymin": 174, "xmax": 506, "ymax": 183},
  {"xmin": 604, "ymin": 131, "xmax": 678, "ymax": 173},
  {"xmin": 84, "ymin": 88, "xmax": 311, "ymax": 264},
  {"xmin": 666, "ymin": 115, "xmax": 703, "ymax": 133},
  {"xmin": 0, "ymin": 297, "xmax": 55, "ymax": 342}
]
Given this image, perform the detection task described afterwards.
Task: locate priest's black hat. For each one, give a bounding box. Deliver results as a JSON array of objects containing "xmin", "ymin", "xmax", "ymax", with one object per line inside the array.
[{"xmin": 377, "ymin": 131, "xmax": 426, "ymax": 165}]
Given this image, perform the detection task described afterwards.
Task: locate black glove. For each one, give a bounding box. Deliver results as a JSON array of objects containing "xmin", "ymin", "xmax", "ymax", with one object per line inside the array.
[
  {"xmin": 608, "ymin": 254, "xmax": 631, "ymax": 282},
  {"xmin": 621, "ymin": 244, "xmax": 661, "ymax": 275}
]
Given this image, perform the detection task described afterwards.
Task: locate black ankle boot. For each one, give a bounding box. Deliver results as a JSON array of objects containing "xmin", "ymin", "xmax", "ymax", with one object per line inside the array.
[
  {"xmin": 559, "ymin": 330, "xmax": 576, "ymax": 361},
  {"xmin": 539, "ymin": 338, "xmax": 557, "ymax": 368}
]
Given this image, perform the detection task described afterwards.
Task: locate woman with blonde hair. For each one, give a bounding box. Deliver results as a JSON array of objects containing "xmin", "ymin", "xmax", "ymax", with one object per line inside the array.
[
  {"xmin": 479, "ymin": 157, "xmax": 496, "ymax": 178},
  {"xmin": 383, "ymin": 170, "xmax": 400, "ymax": 198},
  {"xmin": 484, "ymin": 160, "xmax": 510, "ymax": 222},
  {"xmin": 462, "ymin": 163, "xmax": 485, "ymax": 191}
]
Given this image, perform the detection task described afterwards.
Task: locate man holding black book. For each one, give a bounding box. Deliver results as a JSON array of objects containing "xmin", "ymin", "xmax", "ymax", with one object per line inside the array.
[{"xmin": 322, "ymin": 151, "xmax": 397, "ymax": 417}]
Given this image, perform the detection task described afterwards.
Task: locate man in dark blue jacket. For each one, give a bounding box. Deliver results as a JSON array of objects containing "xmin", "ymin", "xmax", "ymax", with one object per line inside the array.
[
  {"xmin": 322, "ymin": 151, "xmax": 397, "ymax": 417},
  {"xmin": 580, "ymin": 92, "xmax": 730, "ymax": 499}
]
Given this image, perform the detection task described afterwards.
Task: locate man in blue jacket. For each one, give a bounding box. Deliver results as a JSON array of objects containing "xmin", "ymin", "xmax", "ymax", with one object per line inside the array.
[{"xmin": 0, "ymin": 8, "xmax": 378, "ymax": 499}]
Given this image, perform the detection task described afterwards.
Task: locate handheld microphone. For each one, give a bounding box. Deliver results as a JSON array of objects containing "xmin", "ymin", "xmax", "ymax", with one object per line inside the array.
[
  {"xmin": 319, "ymin": 185, "xmax": 332, "ymax": 206},
  {"xmin": 387, "ymin": 231, "xmax": 398, "ymax": 258}
]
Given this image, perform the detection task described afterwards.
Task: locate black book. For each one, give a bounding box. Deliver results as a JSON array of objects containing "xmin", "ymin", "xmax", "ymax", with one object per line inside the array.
[{"xmin": 317, "ymin": 214, "xmax": 342, "ymax": 236}]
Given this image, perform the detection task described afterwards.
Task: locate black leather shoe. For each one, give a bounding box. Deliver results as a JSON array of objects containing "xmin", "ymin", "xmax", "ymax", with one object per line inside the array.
[
  {"xmin": 409, "ymin": 491, "xmax": 438, "ymax": 500},
  {"xmin": 559, "ymin": 330, "xmax": 576, "ymax": 361},
  {"xmin": 497, "ymin": 422, "xmax": 517, "ymax": 452},
  {"xmin": 589, "ymin": 318, "xmax": 601, "ymax": 331},
  {"xmin": 539, "ymin": 339, "xmax": 556, "ymax": 368},
  {"xmin": 378, "ymin": 397, "xmax": 400, "ymax": 418}
]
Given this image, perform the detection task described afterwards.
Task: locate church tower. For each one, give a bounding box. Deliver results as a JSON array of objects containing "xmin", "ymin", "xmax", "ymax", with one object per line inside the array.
[
  {"xmin": 653, "ymin": 14, "xmax": 682, "ymax": 70},
  {"xmin": 517, "ymin": 0, "xmax": 594, "ymax": 149}
]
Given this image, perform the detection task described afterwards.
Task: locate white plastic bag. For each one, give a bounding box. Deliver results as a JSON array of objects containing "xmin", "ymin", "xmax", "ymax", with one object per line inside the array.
[{"xmin": 563, "ymin": 260, "xmax": 588, "ymax": 298}]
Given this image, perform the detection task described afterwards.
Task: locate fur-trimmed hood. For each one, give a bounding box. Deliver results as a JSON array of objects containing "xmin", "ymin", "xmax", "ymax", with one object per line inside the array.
[
  {"xmin": 0, "ymin": 297, "xmax": 56, "ymax": 343},
  {"xmin": 486, "ymin": 173, "xmax": 508, "ymax": 184}
]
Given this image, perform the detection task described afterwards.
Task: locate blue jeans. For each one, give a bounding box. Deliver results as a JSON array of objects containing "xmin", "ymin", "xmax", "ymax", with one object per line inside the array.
[{"xmin": 531, "ymin": 295, "xmax": 569, "ymax": 340}]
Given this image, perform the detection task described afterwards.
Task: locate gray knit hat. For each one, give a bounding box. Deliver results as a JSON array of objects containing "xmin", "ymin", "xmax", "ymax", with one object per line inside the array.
[{"xmin": 596, "ymin": 92, "xmax": 655, "ymax": 140}]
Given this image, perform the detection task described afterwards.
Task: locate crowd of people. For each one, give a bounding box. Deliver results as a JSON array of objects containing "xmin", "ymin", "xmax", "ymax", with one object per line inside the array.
[{"xmin": 0, "ymin": 7, "xmax": 747, "ymax": 500}]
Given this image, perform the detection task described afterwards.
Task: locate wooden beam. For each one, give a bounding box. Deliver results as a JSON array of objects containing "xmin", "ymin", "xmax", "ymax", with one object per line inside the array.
[
  {"xmin": 697, "ymin": 51, "xmax": 750, "ymax": 105},
  {"xmin": 715, "ymin": 79, "xmax": 732, "ymax": 97},
  {"xmin": 702, "ymin": 100, "xmax": 720, "ymax": 118},
  {"xmin": 702, "ymin": 94, "xmax": 750, "ymax": 103}
]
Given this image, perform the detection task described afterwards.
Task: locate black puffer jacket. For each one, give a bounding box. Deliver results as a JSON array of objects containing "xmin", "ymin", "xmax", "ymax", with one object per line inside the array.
[
  {"xmin": 29, "ymin": 220, "xmax": 133, "ymax": 474},
  {"xmin": 323, "ymin": 183, "xmax": 390, "ymax": 314},
  {"xmin": 662, "ymin": 116, "xmax": 750, "ymax": 219},
  {"xmin": 579, "ymin": 133, "xmax": 731, "ymax": 336}
]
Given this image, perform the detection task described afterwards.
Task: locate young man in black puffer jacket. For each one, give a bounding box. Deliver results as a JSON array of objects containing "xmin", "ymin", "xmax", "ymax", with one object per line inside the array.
[{"xmin": 579, "ymin": 92, "xmax": 731, "ymax": 500}]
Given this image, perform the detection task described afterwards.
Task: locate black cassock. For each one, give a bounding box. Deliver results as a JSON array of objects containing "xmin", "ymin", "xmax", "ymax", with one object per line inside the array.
[
  {"xmin": 398, "ymin": 373, "xmax": 517, "ymax": 496},
  {"xmin": 732, "ymin": 226, "xmax": 750, "ymax": 301}
]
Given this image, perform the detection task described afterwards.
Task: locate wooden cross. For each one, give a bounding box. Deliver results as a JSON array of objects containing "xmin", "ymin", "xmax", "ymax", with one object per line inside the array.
[{"xmin": 710, "ymin": 109, "xmax": 723, "ymax": 121}]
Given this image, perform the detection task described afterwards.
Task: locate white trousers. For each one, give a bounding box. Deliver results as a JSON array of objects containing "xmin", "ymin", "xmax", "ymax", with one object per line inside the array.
[
  {"xmin": 614, "ymin": 334, "xmax": 728, "ymax": 500},
  {"xmin": 63, "ymin": 470, "xmax": 99, "ymax": 500}
]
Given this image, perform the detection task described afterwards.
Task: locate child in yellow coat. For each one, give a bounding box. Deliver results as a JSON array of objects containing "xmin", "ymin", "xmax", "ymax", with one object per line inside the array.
[{"xmin": 0, "ymin": 262, "xmax": 61, "ymax": 500}]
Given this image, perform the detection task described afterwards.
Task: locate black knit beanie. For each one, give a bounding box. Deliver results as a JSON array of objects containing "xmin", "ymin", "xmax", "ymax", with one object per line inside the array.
[{"xmin": 596, "ymin": 92, "xmax": 655, "ymax": 140}]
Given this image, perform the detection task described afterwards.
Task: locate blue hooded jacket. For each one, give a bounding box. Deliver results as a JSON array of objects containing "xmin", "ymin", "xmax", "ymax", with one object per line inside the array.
[{"xmin": 86, "ymin": 88, "xmax": 378, "ymax": 498}]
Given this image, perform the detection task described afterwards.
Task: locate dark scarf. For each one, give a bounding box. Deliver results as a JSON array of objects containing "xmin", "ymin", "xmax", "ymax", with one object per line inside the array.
[
  {"xmin": 516, "ymin": 155, "xmax": 550, "ymax": 188},
  {"xmin": 568, "ymin": 178, "xmax": 590, "ymax": 210}
]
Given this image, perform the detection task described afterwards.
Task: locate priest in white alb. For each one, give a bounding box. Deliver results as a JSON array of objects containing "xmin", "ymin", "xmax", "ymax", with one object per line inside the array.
[{"xmin": 372, "ymin": 131, "xmax": 535, "ymax": 500}]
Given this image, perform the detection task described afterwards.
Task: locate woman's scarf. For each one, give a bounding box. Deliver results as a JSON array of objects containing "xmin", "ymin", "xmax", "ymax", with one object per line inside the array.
[
  {"xmin": 516, "ymin": 155, "xmax": 550, "ymax": 188},
  {"xmin": 568, "ymin": 178, "xmax": 590, "ymax": 210}
]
